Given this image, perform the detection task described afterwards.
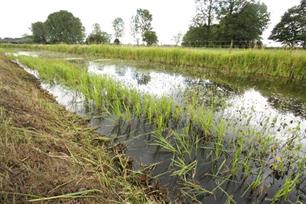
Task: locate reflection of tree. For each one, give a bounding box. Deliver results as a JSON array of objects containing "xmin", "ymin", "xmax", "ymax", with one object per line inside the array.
[
  {"xmin": 132, "ymin": 71, "xmax": 151, "ymax": 85},
  {"xmin": 183, "ymin": 79, "xmax": 234, "ymax": 108},
  {"xmin": 115, "ymin": 66, "xmax": 127, "ymax": 76},
  {"xmin": 268, "ymin": 94, "xmax": 306, "ymax": 118}
]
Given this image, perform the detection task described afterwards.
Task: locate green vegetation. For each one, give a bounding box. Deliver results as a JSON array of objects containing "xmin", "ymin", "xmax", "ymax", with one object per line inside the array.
[
  {"xmin": 143, "ymin": 31, "xmax": 158, "ymax": 46},
  {"xmin": 31, "ymin": 22, "xmax": 47, "ymax": 43},
  {"xmin": 2, "ymin": 43, "xmax": 306, "ymax": 80},
  {"xmin": 131, "ymin": 8, "xmax": 158, "ymax": 45},
  {"xmin": 13, "ymin": 55, "xmax": 306, "ymax": 203},
  {"xmin": 32, "ymin": 10, "xmax": 85, "ymax": 44},
  {"xmin": 0, "ymin": 56, "xmax": 163, "ymax": 203},
  {"xmin": 86, "ymin": 23, "xmax": 111, "ymax": 44},
  {"xmin": 269, "ymin": 0, "xmax": 306, "ymax": 48},
  {"xmin": 112, "ymin": 17, "xmax": 125, "ymax": 44},
  {"xmin": 183, "ymin": 0, "xmax": 270, "ymax": 48}
]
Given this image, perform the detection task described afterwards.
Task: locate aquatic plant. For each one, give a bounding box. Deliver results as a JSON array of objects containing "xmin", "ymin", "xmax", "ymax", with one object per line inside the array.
[
  {"xmin": 14, "ymin": 55, "xmax": 306, "ymax": 203},
  {"xmin": 2, "ymin": 43, "xmax": 306, "ymax": 80}
]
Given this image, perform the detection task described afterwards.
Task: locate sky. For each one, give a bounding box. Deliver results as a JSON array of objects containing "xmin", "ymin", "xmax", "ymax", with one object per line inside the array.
[{"xmin": 0, "ymin": 0, "xmax": 301, "ymax": 46}]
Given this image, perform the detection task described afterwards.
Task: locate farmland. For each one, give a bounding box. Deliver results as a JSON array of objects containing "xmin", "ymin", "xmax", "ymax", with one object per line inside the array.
[{"xmin": 1, "ymin": 45, "xmax": 305, "ymax": 203}]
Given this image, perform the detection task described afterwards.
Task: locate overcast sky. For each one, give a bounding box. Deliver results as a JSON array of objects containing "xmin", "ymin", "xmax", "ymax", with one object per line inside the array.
[{"xmin": 0, "ymin": 0, "xmax": 301, "ymax": 45}]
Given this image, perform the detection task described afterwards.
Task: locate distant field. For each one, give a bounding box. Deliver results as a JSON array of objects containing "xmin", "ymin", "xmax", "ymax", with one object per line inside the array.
[{"xmin": 1, "ymin": 44, "xmax": 306, "ymax": 80}]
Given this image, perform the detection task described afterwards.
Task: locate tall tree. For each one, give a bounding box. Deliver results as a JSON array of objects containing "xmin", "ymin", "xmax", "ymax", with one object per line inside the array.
[
  {"xmin": 92, "ymin": 23, "xmax": 102, "ymax": 35},
  {"xmin": 44, "ymin": 10, "xmax": 85, "ymax": 44},
  {"xmin": 218, "ymin": 0, "xmax": 251, "ymax": 17},
  {"xmin": 31, "ymin": 22, "xmax": 46, "ymax": 43},
  {"xmin": 143, "ymin": 30, "xmax": 158, "ymax": 46},
  {"xmin": 112, "ymin": 17, "xmax": 125, "ymax": 44},
  {"xmin": 269, "ymin": 0, "xmax": 306, "ymax": 48},
  {"xmin": 193, "ymin": 0, "xmax": 221, "ymax": 40},
  {"xmin": 135, "ymin": 9, "xmax": 153, "ymax": 35},
  {"xmin": 130, "ymin": 16, "xmax": 141, "ymax": 45},
  {"xmin": 219, "ymin": 1, "xmax": 269, "ymax": 47},
  {"xmin": 182, "ymin": 25, "xmax": 220, "ymax": 47},
  {"xmin": 86, "ymin": 23, "xmax": 111, "ymax": 44},
  {"xmin": 131, "ymin": 9, "xmax": 153, "ymax": 38},
  {"xmin": 131, "ymin": 8, "xmax": 156, "ymax": 45},
  {"xmin": 193, "ymin": 0, "xmax": 220, "ymax": 27},
  {"xmin": 183, "ymin": 0, "xmax": 269, "ymax": 47},
  {"xmin": 172, "ymin": 33, "xmax": 183, "ymax": 46}
]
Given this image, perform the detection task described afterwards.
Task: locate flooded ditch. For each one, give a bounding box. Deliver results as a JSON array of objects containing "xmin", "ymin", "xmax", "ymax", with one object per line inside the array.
[{"xmin": 11, "ymin": 51, "xmax": 306, "ymax": 203}]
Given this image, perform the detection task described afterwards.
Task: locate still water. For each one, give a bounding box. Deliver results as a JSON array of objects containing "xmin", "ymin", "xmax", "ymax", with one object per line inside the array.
[{"xmin": 12, "ymin": 50, "xmax": 306, "ymax": 203}]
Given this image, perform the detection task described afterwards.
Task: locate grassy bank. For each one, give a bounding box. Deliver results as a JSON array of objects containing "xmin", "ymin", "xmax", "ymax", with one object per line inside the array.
[
  {"xmin": 14, "ymin": 55, "xmax": 306, "ymax": 203},
  {"xmin": 0, "ymin": 56, "xmax": 164, "ymax": 203},
  {"xmin": 1, "ymin": 44, "xmax": 306, "ymax": 80}
]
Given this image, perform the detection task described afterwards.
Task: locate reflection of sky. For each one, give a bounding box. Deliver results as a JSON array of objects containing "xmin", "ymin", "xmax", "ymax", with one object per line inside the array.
[
  {"xmin": 14, "ymin": 51, "xmax": 306, "ymax": 142},
  {"xmin": 88, "ymin": 62, "xmax": 188, "ymax": 98},
  {"xmin": 88, "ymin": 61, "xmax": 306, "ymax": 142},
  {"xmin": 12, "ymin": 51, "xmax": 38, "ymax": 57},
  {"xmin": 41, "ymin": 84, "xmax": 85, "ymax": 114},
  {"xmin": 222, "ymin": 89, "xmax": 306, "ymax": 141},
  {"xmin": 19, "ymin": 61, "xmax": 86, "ymax": 115}
]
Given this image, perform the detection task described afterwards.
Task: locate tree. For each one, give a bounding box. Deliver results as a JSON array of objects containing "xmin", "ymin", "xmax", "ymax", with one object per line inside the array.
[
  {"xmin": 172, "ymin": 33, "xmax": 183, "ymax": 46},
  {"xmin": 86, "ymin": 23, "xmax": 111, "ymax": 44},
  {"xmin": 193, "ymin": 0, "xmax": 221, "ymax": 27},
  {"xmin": 269, "ymin": 0, "xmax": 306, "ymax": 48},
  {"xmin": 219, "ymin": 0, "xmax": 251, "ymax": 17},
  {"xmin": 113, "ymin": 17, "xmax": 125, "ymax": 44},
  {"xmin": 92, "ymin": 23, "xmax": 102, "ymax": 35},
  {"xmin": 135, "ymin": 9, "xmax": 153, "ymax": 35},
  {"xmin": 44, "ymin": 10, "xmax": 85, "ymax": 44},
  {"xmin": 193, "ymin": 0, "xmax": 221, "ymax": 40},
  {"xmin": 183, "ymin": 0, "xmax": 269, "ymax": 48},
  {"xmin": 130, "ymin": 16, "xmax": 141, "ymax": 45},
  {"xmin": 131, "ymin": 8, "xmax": 153, "ymax": 44},
  {"xmin": 31, "ymin": 22, "xmax": 46, "ymax": 43},
  {"xmin": 219, "ymin": 1, "xmax": 270, "ymax": 47},
  {"xmin": 143, "ymin": 30, "xmax": 158, "ymax": 46},
  {"xmin": 182, "ymin": 25, "xmax": 220, "ymax": 47}
]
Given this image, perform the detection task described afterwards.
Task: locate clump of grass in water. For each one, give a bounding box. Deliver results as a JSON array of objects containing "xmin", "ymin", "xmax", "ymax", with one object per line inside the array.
[
  {"xmin": 15, "ymin": 55, "xmax": 306, "ymax": 203},
  {"xmin": 272, "ymin": 174, "xmax": 301, "ymax": 203}
]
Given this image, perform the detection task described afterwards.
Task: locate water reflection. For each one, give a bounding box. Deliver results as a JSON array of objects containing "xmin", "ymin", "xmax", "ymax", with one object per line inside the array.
[
  {"xmin": 221, "ymin": 89, "xmax": 306, "ymax": 141},
  {"xmin": 12, "ymin": 51, "xmax": 306, "ymax": 142},
  {"xmin": 88, "ymin": 62, "xmax": 187, "ymax": 99},
  {"xmin": 88, "ymin": 61, "xmax": 306, "ymax": 141}
]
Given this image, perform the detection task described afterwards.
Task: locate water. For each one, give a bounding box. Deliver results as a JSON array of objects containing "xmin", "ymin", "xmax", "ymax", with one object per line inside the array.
[
  {"xmin": 87, "ymin": 61, "xmax": 306, "ymax": 142},
  {"xmin": 13, "ymin": 49, "xmax": 306, "ymax": 147},
  {"xmin": 12, "ymin": 50, "xmax": 306, "ymax": 203}
]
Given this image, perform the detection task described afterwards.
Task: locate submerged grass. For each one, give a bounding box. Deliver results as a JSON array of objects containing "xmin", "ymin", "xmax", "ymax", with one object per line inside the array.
[
  {"xmin": 0, "ymin": 56, "xmax": 164, "ymax": 203},
  {"xmin": 1, "ymin": 43, "xmax": 306, "ymax": 80},
  {"xmin": 12, "ymin": 55, "xmax": 306, "ymax": 203}
]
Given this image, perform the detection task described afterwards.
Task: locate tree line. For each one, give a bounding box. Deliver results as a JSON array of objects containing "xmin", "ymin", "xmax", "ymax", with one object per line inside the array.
[
  {"xmin": 31, "ymin": 9, "xmax": 158, "ymax": 46},
  {"xmin": 182, "ymin": 0, "xmax": 270, "ymax": 48},
  {"xmin": 28, "ymin": 0, "xmax": 305, "ymax": 48}
]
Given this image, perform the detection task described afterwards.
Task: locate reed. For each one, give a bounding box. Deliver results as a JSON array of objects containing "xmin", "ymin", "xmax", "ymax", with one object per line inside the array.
[
  {"xmin": 14, "ymin": 55, "xmax": 306, "ymax": 203},
  {"xmin": 2, "ymin": 43, "xmax": 306, "ymax": 80}
]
